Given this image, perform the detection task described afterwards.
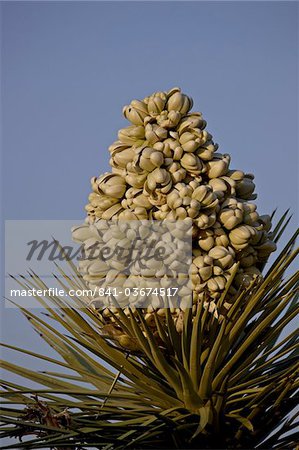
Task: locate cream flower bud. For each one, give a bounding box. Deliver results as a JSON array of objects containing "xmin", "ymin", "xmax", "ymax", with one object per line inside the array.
[
  {"xmin": 227, "ymin": 170, "xmax": 244, "ymax": 182},
  {"xmin": 123, "ymin": 100, "xmax": 148, "ymax": 125},
  {"xmin": 118, "ymin": 125, "xmax": 145, "ymax": 145},
  {"xmin": 88, "ymin": 192, "xmax": 117, "ymax": 210},
  {"xmin": 179, "ymin": 131, "xmax": 203, "ymax": 153},
  {"xmin": 167, "ymin": 90, "xmax": 193, "ymax": 115},
  {"xmin": 232, "ymin": 172, "xmax": 256, "ymax": 200},
  {"xmin": 137, "ymin": 147, "xmax": 156, "ymax": 172},
  {"xmin": 229, "ymin": 225, "xmax": 256, "ymax": 250},
  {"xmin": 72, "ymin": 224, "xmax": 95, "ymax": 242},
  {"xmin": 173, "ymin": 146, "xmax": 184, "ymax": 160},
  {"xmin": 147, "ymin": 92, "xmax": 167, "ymax": 115},
  {"xmin": 125, "ymin": 171, "xmax": 147, "ymax": 189},
  {"xmin": 101, "ymin": 203, "xmax": 123, "ymax": 220},
  {"xmin": 171, "ymin": 168, "xmax": 187, "ymax": 183},
  {"xmin": 193, "ymin": 255, "xmax": 205, "ymax": 269},
  {"xmin": 207, "ymin": 276, "xmax": 226, "ymax": 292},
  {"xmin": 144, "ymin": 168, "xmax": 172, "ymax": 196},
  {"xmin": 197, "ymin": 229, "xmax": 214, "ymax": 252},
  {"xmin": 178, "ymin": 113, "xmax": 205, "ymax": 134},
  {"xmin": 198, "ymin": 266, "xmax": 212, "ymax": 281},
  {"xmin": 259, "ymin": 215, "xmax": 272, "ymax": 232},
  {"xmin": 150, "ymin": 151, "xmax": 164, "ymax": 167},
  {"xmin": 88, "ymin": 260, "xmax": 109, "ymax": 276},
  {"xmin": 192, "ymin": 186, "xmax": 218, "ymax": 212},
  {"xmin": 157, "ymin": 110, "xmax": 182, "ymax": 129},
  {"xmin": 125, "ymin": 188, "xmax": 152, "ymax": 209},
  {"xmin": 167, "ymin": 190, "xmax": 183, "ymax": 209},
  {"xmin": 208, "ymin": 246, "xmax": 234, "ymax": 269},
  {"xmin": 112, "ymin": 147, "xmax": 135, "ymax": 168},
  {"xmin": 214, "ymin": 228, "xmax": 230, "ymax": 247},
  {"xmin": 118, "ymin": 209, "xmax": 137, "ymax": 220},
  {"xmin": 96, "ymin": 173, "xmax": 126, "ymax": 198},
  {"xmin": 196, "ymin": 141, "xmax": 216, "ymax": 161},
  {"xmin": 243, "ymin": 203, "xmax": 259, "ymax": 226},
  {"xmin": 208, "ymin": 179, "xmax": 228, "ymax": 200},
  {"xmin": 145, "ymin": 124, "xmax": 168, "ymax": 144},
  {"xmin": 206, "ymin": 154, "xmax": 230, "ymax": 179},
  {"xmin": 181, "ymin": 153, "xmax": 204, "ymax": 174},
  {"xmin": 237, "ymin": 180, "xmax": 256, "ymax": 199},
  {"xmin": 196, "ymin": 212, "xmax": 217, "ymax": 229},
  {"xmin": 219, "ymin": 201, "xmax": 244, "ymax": 230}
]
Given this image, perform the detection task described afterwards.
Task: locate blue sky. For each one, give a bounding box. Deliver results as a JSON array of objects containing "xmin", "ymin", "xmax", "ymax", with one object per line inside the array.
[{"xmin": 1, "ymin": 1, "xmax": 298, "ymax": 370}]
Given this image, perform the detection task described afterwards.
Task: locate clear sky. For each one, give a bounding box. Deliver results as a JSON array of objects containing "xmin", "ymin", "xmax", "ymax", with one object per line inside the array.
[{"xmin": 1, "ymin": 1, "xmax": 298, "ymax": 371}]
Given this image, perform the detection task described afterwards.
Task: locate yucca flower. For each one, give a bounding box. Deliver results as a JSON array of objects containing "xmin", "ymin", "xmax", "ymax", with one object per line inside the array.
[
  {"xmin": 73, "ymin": 88, "xmax": 277, "ymax": 341},
  {"xmin": 0, "ymin": 88, "xmax": 298, "ymax": 450}
]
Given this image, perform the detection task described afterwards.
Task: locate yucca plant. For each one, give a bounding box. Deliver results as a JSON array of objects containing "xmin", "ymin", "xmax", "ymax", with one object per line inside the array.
[{"xmin": 1, "ymin": 88, "xmax": 298, "ymax": 450}]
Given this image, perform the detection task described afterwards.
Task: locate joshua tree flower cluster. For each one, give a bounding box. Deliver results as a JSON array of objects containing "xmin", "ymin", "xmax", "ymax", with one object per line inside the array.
[{"xmin": 72, "ymin": 87, "xmax": 276, "ymax": 327}]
